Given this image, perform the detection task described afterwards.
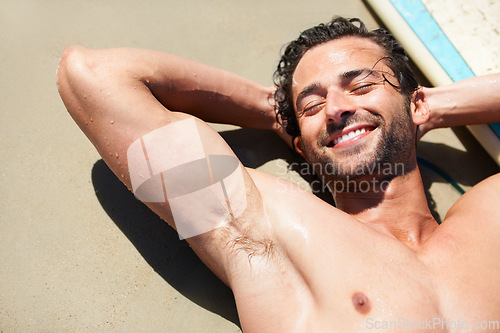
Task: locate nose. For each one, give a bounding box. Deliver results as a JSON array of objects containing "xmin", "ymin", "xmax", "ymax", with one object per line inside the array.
[{"xmin": 324, "ymin": 90, "xmax": 356, "ymax": 123}]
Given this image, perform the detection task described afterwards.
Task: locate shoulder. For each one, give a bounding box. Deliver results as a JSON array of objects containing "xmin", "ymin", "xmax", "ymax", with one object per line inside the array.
[
  {"xmin": 245, "ymin": 167, "xmax": 354, "ymax": 259},
  {"xmin": 444, "ymin": 173, "xmax": 500, "ymax": 227}
]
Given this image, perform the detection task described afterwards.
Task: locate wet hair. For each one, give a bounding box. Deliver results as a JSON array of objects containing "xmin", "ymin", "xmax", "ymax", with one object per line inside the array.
[{"xmin": 273, "ymin": 17, "xmax": 419, "ymax": 138}]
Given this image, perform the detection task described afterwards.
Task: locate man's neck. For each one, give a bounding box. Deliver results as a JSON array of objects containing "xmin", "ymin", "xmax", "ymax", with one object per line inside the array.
[{"xmin": 331, "ymin": 166, "xmax": 438, "ymax": 250}]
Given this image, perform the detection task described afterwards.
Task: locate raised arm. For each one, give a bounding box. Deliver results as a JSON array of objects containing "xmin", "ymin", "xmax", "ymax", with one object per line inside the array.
[
  {"xmin": 56, "ymin": 46, "xmax": 276, "ymax": 284},
  {"xmin": 418, "ymin": 73, "xmax": 500, "ymax": 139}
]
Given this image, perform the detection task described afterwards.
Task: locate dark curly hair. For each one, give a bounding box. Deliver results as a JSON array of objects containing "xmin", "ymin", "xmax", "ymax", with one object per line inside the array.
[{"xmin": 273, "ymin": 17, "xmax": 419, "ymax": 139}]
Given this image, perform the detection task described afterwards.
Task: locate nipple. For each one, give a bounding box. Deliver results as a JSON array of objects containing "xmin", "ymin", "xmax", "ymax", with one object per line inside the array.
[{"xmin": 352, "ymin": 292, "xmax": 371, "ymax": 314}]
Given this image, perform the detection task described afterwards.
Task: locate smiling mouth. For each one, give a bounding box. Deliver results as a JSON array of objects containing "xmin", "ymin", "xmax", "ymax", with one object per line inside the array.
[{"xmin": 326, "ymin": 126, "xmax": 375, "ymax": 147}]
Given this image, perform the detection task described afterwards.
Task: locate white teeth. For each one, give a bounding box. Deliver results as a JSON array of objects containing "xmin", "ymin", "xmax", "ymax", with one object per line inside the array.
[{"xmin": 333, "ymin": 128, "xmax": 367, "ymax": 145}]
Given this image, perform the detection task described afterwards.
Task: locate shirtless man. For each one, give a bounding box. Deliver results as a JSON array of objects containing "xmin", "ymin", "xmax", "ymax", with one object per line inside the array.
[{"xmin": 57, "ymin": 17, "xmax": 500, "ymax": 332}]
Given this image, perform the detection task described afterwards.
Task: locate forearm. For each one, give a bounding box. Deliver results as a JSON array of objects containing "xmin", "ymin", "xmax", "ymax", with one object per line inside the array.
[
  {"xmin": 73, "ymin": 46, "xmax": 276, "ymax": 130},
  {"xmin": 147, "ymin": 53, "xmax": 276, "ymax": 130},
  {"xmin": 423, "ymin": 73, "xmax": 500, "ymax": 130}
]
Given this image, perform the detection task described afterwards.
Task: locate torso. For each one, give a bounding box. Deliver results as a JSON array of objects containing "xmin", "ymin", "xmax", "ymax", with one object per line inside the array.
[{"xmin": 229, "ymin": 171, "xmax": 500, "ymax": 332}]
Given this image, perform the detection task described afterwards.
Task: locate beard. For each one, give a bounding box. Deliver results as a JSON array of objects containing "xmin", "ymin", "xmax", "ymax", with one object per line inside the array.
[{"xmin": 302, "ymin": 102, "xmax": 415, "ymax": 189}]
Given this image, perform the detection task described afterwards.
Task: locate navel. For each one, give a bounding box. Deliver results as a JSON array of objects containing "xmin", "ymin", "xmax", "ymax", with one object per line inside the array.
[{"xmin": 352, "ymin": 291, "xmax": 371, "ymax": 314}]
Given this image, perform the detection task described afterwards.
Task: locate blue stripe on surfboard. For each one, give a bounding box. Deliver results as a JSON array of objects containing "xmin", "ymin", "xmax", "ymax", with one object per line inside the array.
[
  {"xmin": 388, "ymin": 0, "xmax": 500, "ymax": 138},
  {"xmin": 389, "ymin": 0, "xmax": 475, "ymax": 81},
  {"xmin": 490, "ymin": 123, "xmax": 500, "ymax": 138}
]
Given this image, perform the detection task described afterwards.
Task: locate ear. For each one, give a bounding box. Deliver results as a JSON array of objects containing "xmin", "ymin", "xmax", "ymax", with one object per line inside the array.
[
  {"xmin": 293, "ymin": 136, "xmax": 308, "ymax": 161},
  {"xmin": 411, "ymin": 88, "xmax": 430, "ymax": 126}
]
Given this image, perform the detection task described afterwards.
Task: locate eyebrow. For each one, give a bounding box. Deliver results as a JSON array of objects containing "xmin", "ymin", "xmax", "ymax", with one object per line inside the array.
[
  {"xmin": 295, "ymin": 68, "xmax": 379, "ymax": 111},
  {"xmin": 341, "ymin": 68, "xmax": 379, "ymax": 83}
]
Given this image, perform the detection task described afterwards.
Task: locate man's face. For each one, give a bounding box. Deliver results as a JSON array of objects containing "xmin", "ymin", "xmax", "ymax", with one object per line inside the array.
[{"xmin": 291, "ymin": 37, "xmax": 416, "ymax": 186}]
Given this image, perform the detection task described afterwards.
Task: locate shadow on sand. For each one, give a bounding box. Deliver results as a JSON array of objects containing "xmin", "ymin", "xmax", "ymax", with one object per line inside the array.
[{"xmin": 92, "ymin": 158, "xmax": 241, "ymax": 327}]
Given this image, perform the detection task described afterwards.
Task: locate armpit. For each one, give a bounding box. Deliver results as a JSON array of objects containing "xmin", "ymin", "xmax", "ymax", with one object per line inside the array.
[{"xmin": 228, "ymin": 230, "xmax": 276, "ymax": 263}]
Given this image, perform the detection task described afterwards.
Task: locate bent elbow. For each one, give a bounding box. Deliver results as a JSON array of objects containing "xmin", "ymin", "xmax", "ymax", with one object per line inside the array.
[
  {"xmin": 56, "ymin": 46, "xmax": 100, "ymax": 119},
  {"xmin": 56, "ymin": 46, "xmax": 87, "ymax": 92}
]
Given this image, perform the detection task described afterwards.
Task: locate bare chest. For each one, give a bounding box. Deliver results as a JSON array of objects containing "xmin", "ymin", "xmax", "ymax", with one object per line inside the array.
[
  {"xmin": 304, "ymin": 222, "xmax": 499, "ymax": 331},
  {"xmin": 237, "ymin": 213, "xmax": 500, "ymax": 332}
]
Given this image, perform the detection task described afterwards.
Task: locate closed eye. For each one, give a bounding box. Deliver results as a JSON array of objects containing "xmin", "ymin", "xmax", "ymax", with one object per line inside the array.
[
  {"xmin": 303, "ymin": 101, "xmax": 325, "ymax": 115},
  {"xmin": 351, "ymin": 83, "xmax": 376, "ymax": 94}
]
